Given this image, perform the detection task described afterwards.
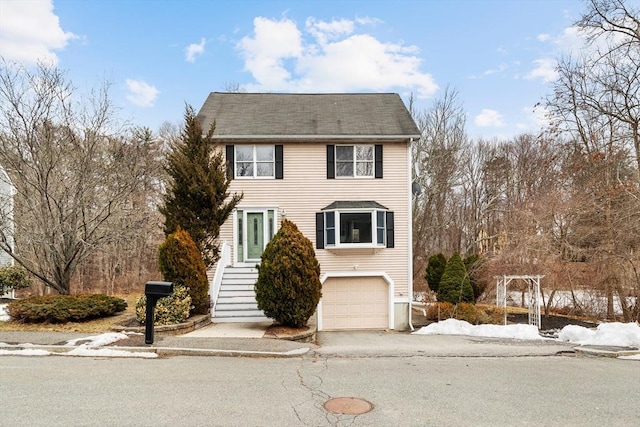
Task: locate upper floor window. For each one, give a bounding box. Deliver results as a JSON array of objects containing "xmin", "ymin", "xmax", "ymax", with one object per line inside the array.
[
  {"xmin": 327, "ymin": 144, "xmax": 383, "ymax": 179},
  {"xmin": 226, "ymin": 145, "xmax": 283, "ymax": 179},
  {"xmin": 336, "ymin": 145, "xmax": 374, "ymax": 177},
  {"xmin": 236, "ymin": 145, "xmax": 274, "ymax": 178}
]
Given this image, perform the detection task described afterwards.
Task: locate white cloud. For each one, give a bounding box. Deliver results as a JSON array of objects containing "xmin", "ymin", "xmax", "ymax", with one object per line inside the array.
[
  {"xmin": 552, "ymin": 26, "xmax": 588, "ymax": 53},
  {"xmin": 474, "ymin": 109, "xmax": 505, "ymax": 128},
  {"xmin": 516, "ymin": 104, "xmax": 550, "ymax": 132},
  {"xmin": 0, "ymin": 0, "xmax": 75, "ymax": 65},
  {"xmin": 306, "ymin": 17, "xmax": 354, "ymax": 44},
  {"xmin": 125, "ymin": 79, "xmax": 159, "ymax": 107},
  {"xmin": 355, "ymin": 16, "xmax": 383, "ymax": 26},
  {"xmin": 185, "ymin": 37, "xmax": 206, "ymax": 62},
  {"xmin": 525, "ymin": 58, "xmax": 558, "ymax": 82},
  {"xmin": 237, "ymin": 17, "xmax": 303, "ymax": 88},
  {"xmin": 536, "ymin": 33, "xmax": 551, "ymax": 42},
  {"xmin": 470, "ymin": 63, "xmax": 508, "ymax": 79},
  {"xmin": 237, "ymin": 16, "xmax": 438, "ymax": 97}
]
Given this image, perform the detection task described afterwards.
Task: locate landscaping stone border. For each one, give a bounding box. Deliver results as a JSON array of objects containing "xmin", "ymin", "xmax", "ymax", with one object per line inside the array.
[{"xmin": 111, "ymin": 314, "xmax": 211, "ymax": 336}]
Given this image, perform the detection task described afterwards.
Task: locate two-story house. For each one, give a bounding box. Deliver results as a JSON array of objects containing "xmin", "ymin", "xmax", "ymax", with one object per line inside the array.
[{"xmin": 198, "ymin": 93, "xmax": 420, "ymax": 330}]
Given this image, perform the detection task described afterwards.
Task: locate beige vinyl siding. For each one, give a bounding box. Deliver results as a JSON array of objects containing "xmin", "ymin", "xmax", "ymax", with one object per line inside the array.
[{"xmin": 217, "ymin": 141, "xmax": 410, "ymax": 300}]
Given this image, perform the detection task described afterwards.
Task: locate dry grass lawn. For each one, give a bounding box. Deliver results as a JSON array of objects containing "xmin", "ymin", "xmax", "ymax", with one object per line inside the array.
[{"xmin": 0, "ymin": 294, "xmax": 141, "ymax": 334}]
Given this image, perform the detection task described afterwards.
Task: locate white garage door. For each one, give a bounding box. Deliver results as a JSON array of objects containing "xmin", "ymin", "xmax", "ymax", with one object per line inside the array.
[{"xmin": 321, "ymin": 276, "xmax": 389, "ymax": 330}]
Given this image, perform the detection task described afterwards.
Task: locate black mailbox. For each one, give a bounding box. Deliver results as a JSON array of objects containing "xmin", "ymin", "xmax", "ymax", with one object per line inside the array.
[
  {"xmin": 144, "ymin": 281, "xmax": 174, "ymax": 344},
  {"xmin": 145, "ymin": 281, "xmax": 174, "ymax": 297}
]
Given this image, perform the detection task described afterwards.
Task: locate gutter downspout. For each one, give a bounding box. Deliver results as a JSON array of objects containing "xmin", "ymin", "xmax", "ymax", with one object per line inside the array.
[{"xmin": 407, "ymin": 137, "xmax": 415, "ymax": 331}]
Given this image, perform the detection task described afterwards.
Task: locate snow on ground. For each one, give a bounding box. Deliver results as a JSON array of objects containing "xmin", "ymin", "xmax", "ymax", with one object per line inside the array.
[
  {"xmin": 413, "ymin": 318, "xmax": 543, "ymax": 340},
  {"xmin": 0, "ymin": 332, "xmax": 157, "ymax": 358},
  {"xmin": 619, "ymin": 354, "xmax": 640, "ymax": 360},
  {"xmin": 414, "ymin": 318, "xmax": 640, "ymax": 349},
  {"xmin": 0, "ymin": 303, "xmax": 9, "ymax": 321},
  {"xmin": 557, "ymin": 322, "xmax": 640, "ymax": 348},
  {"xmin": 65, "ymin": 332, "xmax": 129, "ymax": 348}
]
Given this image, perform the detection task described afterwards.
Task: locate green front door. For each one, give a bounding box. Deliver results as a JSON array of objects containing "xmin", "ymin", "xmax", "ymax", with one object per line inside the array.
[{"xmin": 247, "ymin": 212, "xmax": 264, "ymax": 261}]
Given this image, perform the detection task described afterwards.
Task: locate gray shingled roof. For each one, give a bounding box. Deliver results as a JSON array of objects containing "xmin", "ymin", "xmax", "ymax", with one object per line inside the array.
[{"xmin": 196, "ymin": 93, "xmax": 420, "ymax": 140}]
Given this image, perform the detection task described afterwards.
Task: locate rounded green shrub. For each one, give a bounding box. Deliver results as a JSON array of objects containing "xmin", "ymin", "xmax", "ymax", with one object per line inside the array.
[
  {"xmin": 158, "ymin": 227, "xmax": 209, "ymax": 315},
  {"xmin": 0, "ymin": 265, "xmax": 33, "ymax": 295},
  {"xmin": 255, "ymin": 219, "xmax": 321, "ymax": 328},
  {"xmin": 6, "ymin": 294, "xmax": 127, "ymax": 323},
  {"xmin": 436, "ymin": 252, "xmax": 474, "ymax": 304},
  {"xmin": 135, "ymin": 285, "xmax": 192, "ymax": 325}
]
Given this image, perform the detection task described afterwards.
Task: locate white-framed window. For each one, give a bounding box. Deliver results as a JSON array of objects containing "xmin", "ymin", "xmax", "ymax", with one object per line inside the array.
[
  {"xmin": 335, "ymin": 145, "xmax": 374, "ymax": 178},
  {"xmin": 235, "ymin": 145, "xmax": 275, "ymax": 178},
  {"xmin": 316, "ymin": 203, "xmax": 394, "ymax": 249}
]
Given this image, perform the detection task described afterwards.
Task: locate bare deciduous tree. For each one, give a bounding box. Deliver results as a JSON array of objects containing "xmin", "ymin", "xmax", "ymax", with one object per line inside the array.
[
  {"xmin": 412, "ymin": 88, "xmax": 467, "ymax": 286},
  {"xmin": 0, "ymin": 61, "xmax": 159, "ymax": 294}
]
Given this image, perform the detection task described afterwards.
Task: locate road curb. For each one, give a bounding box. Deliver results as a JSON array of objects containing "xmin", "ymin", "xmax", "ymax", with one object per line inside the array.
[
  {"xmin": 573, "ymin": 345, "xmax": 640, "ymax": 358},
  {"xmin": 0, "ymin": 343, "xmax": 311, "ymax": 358}
]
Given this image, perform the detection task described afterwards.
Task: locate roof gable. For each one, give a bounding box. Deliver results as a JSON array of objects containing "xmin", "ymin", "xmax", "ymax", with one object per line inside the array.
[{"xmin": 196, "ymin": 93, "xmax": 420, "ymax": 139}]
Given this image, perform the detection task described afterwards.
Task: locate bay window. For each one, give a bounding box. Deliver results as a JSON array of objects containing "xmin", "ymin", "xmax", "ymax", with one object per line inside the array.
[{"xmin": 316, "ymin": 201, "xmax": 394, "ymax": 249}]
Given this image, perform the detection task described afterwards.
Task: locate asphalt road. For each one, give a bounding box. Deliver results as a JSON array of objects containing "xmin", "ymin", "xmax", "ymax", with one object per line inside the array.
[{"xmin": 1, "ymin": 354, "xmax": 638, "ymax": 426}]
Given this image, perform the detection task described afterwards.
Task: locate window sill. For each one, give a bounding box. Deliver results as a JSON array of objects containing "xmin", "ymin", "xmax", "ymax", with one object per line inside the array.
[{"xmin": 325, "ymin": 245, "xmax": 385, "ymax": 254}]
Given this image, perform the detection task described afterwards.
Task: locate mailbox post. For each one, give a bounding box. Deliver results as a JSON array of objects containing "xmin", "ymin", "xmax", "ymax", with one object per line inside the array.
[{"xmin": 144, "ymin": 281, "xmax": 174, "ymax": 344}]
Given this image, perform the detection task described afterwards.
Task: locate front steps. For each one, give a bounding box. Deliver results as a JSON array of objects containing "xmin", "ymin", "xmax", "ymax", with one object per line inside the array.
[{"xmin": 213, "ymin": 266, "xmax": 269, "ymax": 323}]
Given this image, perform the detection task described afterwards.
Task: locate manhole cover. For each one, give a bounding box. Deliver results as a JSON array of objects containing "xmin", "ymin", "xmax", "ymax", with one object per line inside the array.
[{"xmin": 323, "ymin": 397, "xmax": 373, "ymax": 415}]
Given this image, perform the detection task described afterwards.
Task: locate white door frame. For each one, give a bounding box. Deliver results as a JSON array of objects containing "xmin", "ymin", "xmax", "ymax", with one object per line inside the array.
[
  {"xmin": 317, "ymin": 271, "xmax": 394, "ymax": 331},
  {"xmin": 233, "ymin": 207, "xmax": 278, "ymax": 266}
]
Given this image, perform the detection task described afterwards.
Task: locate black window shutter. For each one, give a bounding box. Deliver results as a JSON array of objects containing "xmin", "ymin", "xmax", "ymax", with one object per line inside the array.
[
  {"xmin": 386, "ymin": 211, "xmax": 394, "ymax": 248},
  {"xmin": 327, "ymin": 145, "xmax": 335, "ymax": 179},
  {"xmin": 375, "ymin": 144, "xmax": 383, "ymax": 179},
  {"xmin": 226, "ymin": 145, "xmax": 234, "ymax": 179},
  {"xmin": 275, "ymin": 145, "xmax": 283, "ymax": 179},
  {"xmin": 315, "ymin": 212, "xmax": 325, "ymax": 249}
]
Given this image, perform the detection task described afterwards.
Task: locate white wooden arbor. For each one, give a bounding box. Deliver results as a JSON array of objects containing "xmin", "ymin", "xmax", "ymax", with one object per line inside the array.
[{"xmin": 495, "ymin": 275, "xmax": 544, "ymax": 329}]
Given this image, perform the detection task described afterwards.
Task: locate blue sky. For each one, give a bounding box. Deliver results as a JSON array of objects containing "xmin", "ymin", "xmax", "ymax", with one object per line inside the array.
[{"xmin": 0, "ymin": 0, "xmax": 613, "ymax": 139}]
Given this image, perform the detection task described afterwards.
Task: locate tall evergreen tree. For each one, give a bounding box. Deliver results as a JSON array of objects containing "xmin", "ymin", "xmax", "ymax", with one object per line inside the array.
[
  {"xmin": 160, "ymin": 105, "xmax": 242, "ymax": 268},
  {"xmin": 437, "ymin": 252, "xmax": 474, "ymax": 304}
]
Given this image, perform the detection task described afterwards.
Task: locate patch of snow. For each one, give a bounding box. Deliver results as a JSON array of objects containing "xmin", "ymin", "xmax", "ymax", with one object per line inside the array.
[
  {"xmin": 0, "ymin": 303, "xmax": 9, "ymax": 321},
  {"xmin": 412, "ymin": 318, "xmax": 543, "ymax": 340},
  {"xmin": 558, "ymin": 322, "xmax": 640, "ymax": 348},
  {"xmin": 65, "ymin": 332, "xmax": 129, "ymax": 348},
  {"xmin": 618, "ymin": 354, "xmax": 640, "ymax": 361},
  {"xmin": 413, "ymin": 319, "xmax": 640, "ymax": 349},
  {"xmin": 65, "ymin": 347, "xmax": 158, "ymax": 358},
  {"xmin": 0, "ymin": 348, "xmax": 50, "ymax": 356}
]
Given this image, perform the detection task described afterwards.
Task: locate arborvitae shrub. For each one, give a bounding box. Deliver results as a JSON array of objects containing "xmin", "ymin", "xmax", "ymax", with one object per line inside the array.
[
  {"xmin": 135, "ymin": 285, "xmax": 192, "ymax": 325},
  {"xmin": 255, "ymin": 219, "xmax": 321, "ymax": 328},
  {"xmin": 158, "ymin": 227, "xmax": 209, "ymax": 315},
  {"xmin": 425, "ymin": 253, "xmax": 447, "ymax": 293},
  {"xmin": 436, "ymin": 252, "xmax": 474, "ymax": 304},
  {"xmin": 7, "ymin": 294, "xmax": 127, "ymax": 323}
]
